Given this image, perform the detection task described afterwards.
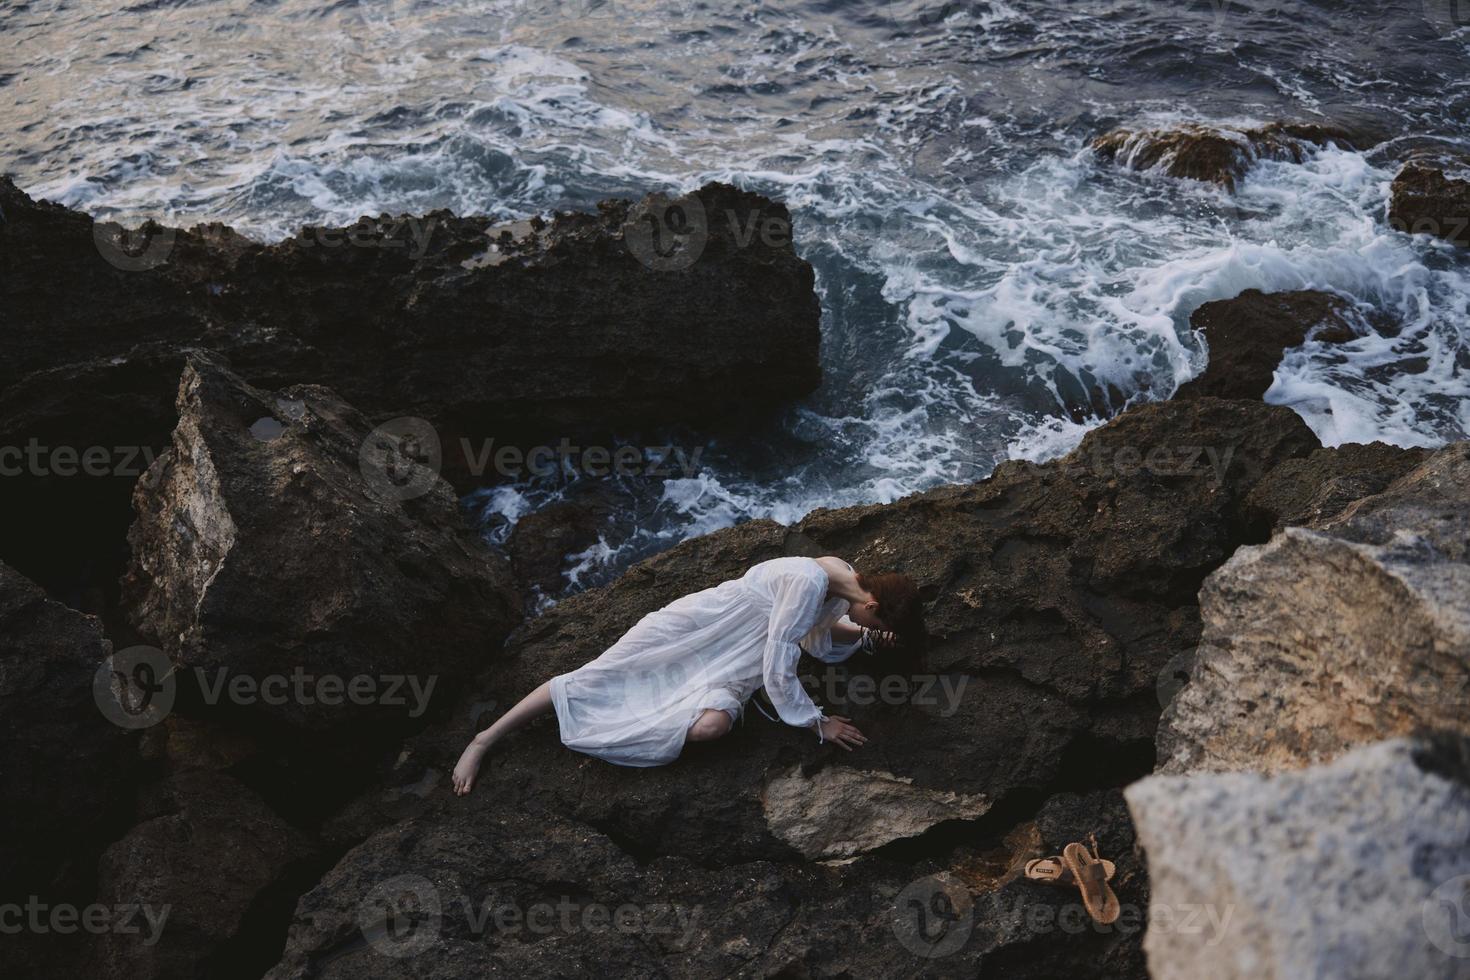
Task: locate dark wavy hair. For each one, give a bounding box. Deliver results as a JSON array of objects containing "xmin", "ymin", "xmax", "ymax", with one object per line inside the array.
[{"xmin": 857, "ymin": 571, "xmax": 928, "ymax": 655}]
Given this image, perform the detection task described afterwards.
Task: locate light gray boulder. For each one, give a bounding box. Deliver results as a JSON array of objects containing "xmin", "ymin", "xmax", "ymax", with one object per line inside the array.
[
  {"xmin": 1158, "ymin": 443, "xmax": 1470, "ymax": 775},
  {"xmin": 1126, "ymin": 736, "xmax": 1470, "ymax": 980}
]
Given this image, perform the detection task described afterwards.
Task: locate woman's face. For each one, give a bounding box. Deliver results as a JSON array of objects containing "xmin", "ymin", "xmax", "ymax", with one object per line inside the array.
[{"xmin": 848, "ymin": 599, "xmax": 888, "ymax": 630}]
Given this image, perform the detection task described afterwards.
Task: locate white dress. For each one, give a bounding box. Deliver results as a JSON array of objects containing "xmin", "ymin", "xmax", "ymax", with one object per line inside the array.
[{"xmin": 548, "ymin": 557, "xmax": 862, "ymax": 767}]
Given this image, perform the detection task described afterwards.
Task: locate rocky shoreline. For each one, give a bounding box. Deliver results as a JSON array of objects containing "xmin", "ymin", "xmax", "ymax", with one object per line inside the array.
[{"xmin": 2, "ymin": 136, "xmax": 1469, "ymax": 978}]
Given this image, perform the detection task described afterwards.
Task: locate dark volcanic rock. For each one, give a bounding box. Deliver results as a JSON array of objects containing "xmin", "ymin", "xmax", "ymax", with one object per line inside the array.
[
  {"xmin": 1090, "ymin": 122, "xmax": 1358, "ymax": 190},
  {"xmin": 1244, "ymin": 441, "xmax": 1431, "ymax": 530},
  {"xmin": 269, "ymin": 397, "xmax": 1320, "ymax": 978},
  {"xmin": 1174, "ymin": 289, "xmax": 1362, "ymax": 401},
  {"xmin": 506, "ymin": 497, "xmax": 615, "ymax": 602},
  {"xmin": 87, "ymin": 770, "xmax": 317, "ymax": 980},
  {"xmin": 0, "ymin": 562, "xmax": 138, "ymax": 904},
  {"xmin": 1388, "ymin": 156, "xmax": 1470, "ymax": 247},
  {"xmin": 0, "ymin": 177, "xmax": 820, "ymax": 598},
  {"xmin": 122, "ymin": 353, "xmax": 520, "ymax": 734}
]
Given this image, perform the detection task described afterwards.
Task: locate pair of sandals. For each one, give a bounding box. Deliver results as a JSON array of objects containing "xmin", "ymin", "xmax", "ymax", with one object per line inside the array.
[{"xmin": 1023, "ymin": 834, "xmax": 1121, "ymax": 925}]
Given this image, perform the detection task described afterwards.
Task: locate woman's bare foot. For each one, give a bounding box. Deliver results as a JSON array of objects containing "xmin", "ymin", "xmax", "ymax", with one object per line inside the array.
[
  {"xmin": 452, "ymin": 735, "xmax": 493, "ymax": 796},
  {"xmin": 449, "ymin": 680, "xmax": 555, "ymax": 797}
]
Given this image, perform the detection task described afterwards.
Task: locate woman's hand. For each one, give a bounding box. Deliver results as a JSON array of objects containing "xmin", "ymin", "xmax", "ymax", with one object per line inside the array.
[
  {"xmin": 860, "ymin": 628, "xmax": 899, "ymax": 654},
  {"xmin": 816, "ymin": 715, "xmax": 867, "ymax": 750}
]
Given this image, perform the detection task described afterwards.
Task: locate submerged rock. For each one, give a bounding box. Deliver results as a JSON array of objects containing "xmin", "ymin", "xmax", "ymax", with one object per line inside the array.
[
  {"xmin": 1126, "ymin": 736, "xmax": 1470, "ymax": 980},
  {"xmin": 1389, "ymin": 155, "xmax": 1470, "ymax": 247},
  {"xmin": 1174, "ymin": 289, "xmax": 1362, "ymax": 401},
  {"xmin": 122, "ymin": 354, "xmax": 520, "ymax": 734},
  {"xmin": 1158, "ymin": 443, "xmax": 1470, "ymax": 775},
  {"xmin": 1090, "ymin": 122, "xmax": 1358, "ymax": 190}
]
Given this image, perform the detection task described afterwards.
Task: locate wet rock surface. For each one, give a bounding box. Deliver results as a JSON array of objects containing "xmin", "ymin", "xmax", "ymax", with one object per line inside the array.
[
  {"xmin": 1090, "ymin": 122, "xmax": 1359, "ymax": 190},
  {"xmin": 1174, "ymin": 289, "xmax": 1362, "ymax": 401},
  {"xmin": 1389, "ymin": 155, "xmax": 1470, "ymax": 248}
]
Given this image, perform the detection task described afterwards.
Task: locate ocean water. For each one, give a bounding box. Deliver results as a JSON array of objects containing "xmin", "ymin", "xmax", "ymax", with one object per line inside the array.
[{"xmin": 6, "ymin": 0, "xmax": 1470, "ymax": 598}]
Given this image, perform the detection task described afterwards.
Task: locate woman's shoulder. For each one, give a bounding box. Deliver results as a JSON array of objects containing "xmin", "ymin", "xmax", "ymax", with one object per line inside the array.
[{"xmin": 746, "ymin": 556, "xmax": 828, "ymax": 586}]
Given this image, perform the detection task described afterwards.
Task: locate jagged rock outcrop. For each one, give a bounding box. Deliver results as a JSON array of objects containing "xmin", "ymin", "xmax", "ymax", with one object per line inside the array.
[
  {"xmin": 0, "ymin": 177, "xmax": 820, "ymax": 599},
  {"xmin": 1175, "ymin": 289, "xmax": 1362, "ymax": 401},
  {"xmin": 264, "ymin": 397, "xmax": 1321, "ymax": 978},
  {"xmin": 86, "ymin": 770, "xmax": 317, "ymax": 980},
  {"xmin": 1244, "ymin": 441, "xmax": 1431, "ymax": 530},
  {"xmin": 1389, "ymin": 155, "xmax": 1470, "ymax": 247},
  {"xmin": 1090, "ymin": 122, "xmax": 1359, "ymax": 190},
  {"xmin": 122, "ymin": 354, "xmax": 520, "ymax": 734},
  {"xmin": 1126, "ymin": 736, "xmax": 1470, "ymax": 980},
  {"xmin": 1157, "ymin": 442, "xmax": 1470, "ymax": 775}
]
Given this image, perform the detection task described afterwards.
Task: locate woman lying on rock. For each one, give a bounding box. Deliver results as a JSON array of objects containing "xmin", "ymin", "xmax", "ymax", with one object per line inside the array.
[{"xmin": 452, "ymin": 556, "xmax": 925, "ymax": 794}]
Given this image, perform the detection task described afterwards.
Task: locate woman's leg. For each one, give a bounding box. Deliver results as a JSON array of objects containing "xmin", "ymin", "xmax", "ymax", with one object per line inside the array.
[
  {"xmin": 452, "ymin": 680, "xmax": 553, "ymax": 796},
  {"xmin": 686, "ymin": 708, "xmax": 733, "ymax": 742}
]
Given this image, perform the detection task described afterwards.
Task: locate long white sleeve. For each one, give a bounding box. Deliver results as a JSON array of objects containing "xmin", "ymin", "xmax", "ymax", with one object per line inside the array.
[
  {"xmin": 808, "ymin": 615, "xmax": 862, "ymax": 663},
  {"xmin": 761, "ymin": 568, "xmax": 828, "ymax": 730}
]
